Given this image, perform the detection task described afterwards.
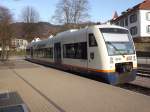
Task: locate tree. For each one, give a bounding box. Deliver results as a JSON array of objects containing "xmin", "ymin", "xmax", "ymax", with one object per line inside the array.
[
  {"xmin": 0, "ymin": 6, "xmax": 13, "ymax": 61},
  {"xmin": 21, "ymin": 6, "xmax": 40, "ymax": 42},
  {"xmin": 22, "ymin": 6, "xmax": 39, "ymax": 23},
  {"xmin": 52, "ymin": 0, "xmax": 90, "ymax": 25}
]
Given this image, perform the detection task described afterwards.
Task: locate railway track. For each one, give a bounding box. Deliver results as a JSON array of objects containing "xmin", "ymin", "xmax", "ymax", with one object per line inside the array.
[
  {"xmin": 137, "ymin": 72, "xmax": 150, "ymax": 78},
  {"xmin": 137, "ymin": 68, "xmax": 150, "ymax": 78},
  {"xmin": 117, "ymin": 69, "xmax": 150, "ymax": 96},
  {"xmin": 117, "ymin": 83, "xmax": 150, "ymax": 96}
]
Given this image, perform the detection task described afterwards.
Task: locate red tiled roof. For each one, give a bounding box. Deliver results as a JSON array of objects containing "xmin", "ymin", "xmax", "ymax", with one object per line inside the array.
[
  {"xmin": 112, "ymin": 0, "xmax": 150, "ymax": 22},
  {"xmin": 139, "ymin": 0, "xmax": 150, "ymax": 9}
]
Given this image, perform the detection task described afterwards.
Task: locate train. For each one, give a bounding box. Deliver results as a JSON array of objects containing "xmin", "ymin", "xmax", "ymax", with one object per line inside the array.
[{"xmin": 26, "ymin": 24, "xmax": 137, "ymax": 85}]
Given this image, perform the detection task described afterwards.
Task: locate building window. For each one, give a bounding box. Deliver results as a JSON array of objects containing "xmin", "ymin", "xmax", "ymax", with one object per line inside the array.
[
  {"xmin": 125, "ymin": 17, "xmax": 128, "ymax": 26},
  {"xmin": 147, "ymin": 25, "xmax": 150, "ymax": 33},
  {"xmin": 120, "ymin": 19, "xmax": 124, "ymax": 26},
  {"xmin": 146, "ymin": 12, "xmax": 150, "ymax": 21},
  {"xmin": 63, "ymin": 42, "xmax": 87, "ymax": 59},
  {"xmin": 130, "ymin": 26, "xmax": 138, "ymax": 35},
  {"xmin": 89, "ymin": 33, "xmax": 97, "ymax": 47},
  {"xmin": 116, "ymin": 22, "xmax": 119, "ymax": 25},
  {"xmin": 130, "ymin": 14, "xmax": 137, "ymax": 23}
]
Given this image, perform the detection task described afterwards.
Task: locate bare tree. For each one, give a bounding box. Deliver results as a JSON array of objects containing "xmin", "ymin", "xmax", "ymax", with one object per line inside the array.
[
  {"xmin": 52, "ymin": 0, "xmax": 90, "ymax": 24},
  {"xmin": 22, "ymin": 6, "xmax": 39, "ymax": 23},
  {"xmin": 71, "ymin": 0, "xmax": 90, "ymax": 24},
  {"xmin": 0, "ymin": 6, "xmax": 13, "ymax": 61},
  {"xmin": 21, "ymin": 6, "xmax": 39, "ymax": 42}
]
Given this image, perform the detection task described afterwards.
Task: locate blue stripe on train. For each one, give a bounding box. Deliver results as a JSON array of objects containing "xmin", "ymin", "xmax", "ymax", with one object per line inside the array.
[{"xmin": 95, "ymin": 69, "xmax": 137, "ymax": 85}]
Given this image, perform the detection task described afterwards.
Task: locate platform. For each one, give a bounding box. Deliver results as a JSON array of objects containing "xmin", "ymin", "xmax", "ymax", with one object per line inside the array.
[{"xmin": 0, "ymin": 59, "xmax": 150, "ymax": 112}]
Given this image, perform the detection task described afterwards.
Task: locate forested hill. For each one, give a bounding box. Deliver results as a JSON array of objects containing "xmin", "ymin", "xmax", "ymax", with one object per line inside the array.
[
  {"xmin": 11, "ymin": 22, "xmax": 62, "ymax": 40},
  {"xmin": 11, "ymin": 21, "xmax": 96, "ymax": 41}
]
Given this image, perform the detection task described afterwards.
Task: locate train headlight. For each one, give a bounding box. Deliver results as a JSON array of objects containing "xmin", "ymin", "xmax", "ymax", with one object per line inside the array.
[{"xmin": 110, "ymin": 57, "xmax": 114, "ymax": 64}]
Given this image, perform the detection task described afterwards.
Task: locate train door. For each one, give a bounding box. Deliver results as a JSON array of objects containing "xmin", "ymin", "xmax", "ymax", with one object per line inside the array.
[
  {"xmin": 54, "ymin": 42, "xmax": 62, "ymax": 64},
  {"xmin": 87, "ymin": 33, "xmax": 98, "ymax": 69}
]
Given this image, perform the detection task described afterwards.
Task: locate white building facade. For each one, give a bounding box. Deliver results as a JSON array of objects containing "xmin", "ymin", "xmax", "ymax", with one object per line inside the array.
[
  {"xmin": 111, "ymin": 0, "xmax": 150, "ymax": 42},
  {"xmin": 140, "ymin": 10, "xmax": 150, "ymax": 37},
  {"xmin": 11, "ymin": 38, "xmax": 28, "ymax": 51}
]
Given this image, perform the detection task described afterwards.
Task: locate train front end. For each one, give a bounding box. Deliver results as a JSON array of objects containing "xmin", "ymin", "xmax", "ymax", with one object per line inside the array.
[{"xmin": 99, "ymin": 26, "xmax": 137, "ymax": 84}]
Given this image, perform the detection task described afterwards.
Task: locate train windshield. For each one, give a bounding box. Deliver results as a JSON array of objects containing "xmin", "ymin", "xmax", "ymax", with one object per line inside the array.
[{"xmin": 100, "ymin": 28, "xmax": 135, "ymax": 56}]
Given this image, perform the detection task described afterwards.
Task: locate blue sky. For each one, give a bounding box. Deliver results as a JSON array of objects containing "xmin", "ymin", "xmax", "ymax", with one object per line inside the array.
[{"xmin": 0, "ymin": 0, "xmax": 144, "ymax": 23}]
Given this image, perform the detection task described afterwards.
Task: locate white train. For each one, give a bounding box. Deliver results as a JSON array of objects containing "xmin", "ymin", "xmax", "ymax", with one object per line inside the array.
[{"xmin": 26, "ymin": 25, "xmax": 137, "ymax": 84}]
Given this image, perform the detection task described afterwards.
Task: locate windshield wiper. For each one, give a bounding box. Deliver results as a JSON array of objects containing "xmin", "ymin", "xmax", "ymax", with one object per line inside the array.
[{"xmin": 107, "ymin": 42, "xmax": 125, "ymax": 57}]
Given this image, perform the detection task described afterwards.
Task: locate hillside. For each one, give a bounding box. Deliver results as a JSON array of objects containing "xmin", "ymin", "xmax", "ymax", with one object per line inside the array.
[{"xmin": 11, "ymin": 22, "xmax": 62, "ymax": 40}]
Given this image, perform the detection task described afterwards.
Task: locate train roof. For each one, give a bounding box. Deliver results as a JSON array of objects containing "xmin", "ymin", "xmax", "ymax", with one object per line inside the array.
[
  {"xmin": 27, "ymin": 39, "xmax": 51, "ymax": 49},
  {"xmin": 27, "ymin": 24, "xmax": 128, "ymax": 49}
]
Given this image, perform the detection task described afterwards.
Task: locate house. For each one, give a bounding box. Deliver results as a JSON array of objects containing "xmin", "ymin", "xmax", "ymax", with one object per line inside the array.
[
  {"xmin": 110, "ymin": 0, "xmax": 150, "ymax": 51},
  {"xmin": 11, "ymin": 38, "xmax": 28, "ymax": 51},
  {"xmin": 111, "ymin": 0, "xmax": 150, "ymax": 43}
]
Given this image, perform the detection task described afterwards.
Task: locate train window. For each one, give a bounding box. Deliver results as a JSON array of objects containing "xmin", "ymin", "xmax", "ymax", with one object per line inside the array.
[
  {"xmin": 89, "ymin": 33, "xmax": 97, "ymax": 47},
  {"xmin": 31, "ymin": 48, "xmax": 33, "ymax": 57},
  {"xmin": 37, "ymin": 48, "xmax": 44, "ymax": 58},
  {"xmin": 76, "ymin": 42, "xmax": 87, "ymax": 59},
  {"xmin": 100, "ymin": 28, "xmax": 128, "ymax": 34},
  {"xmin": 40, "ymin": 48, "xmax": 44, "ymax": 58},
  {"xmin": 50, "ymin": 48, "xmax": 53, "ymax": 58},
  {"xmin": 63, "ymin": 42, "xmax": 87, "ymax": 59},
  {"xmin": 63, "ymin": 44, "xmax": 75, "ymax": 58},
  {"xmin": 42, "ymin": 48, "xmax": 53, "ymax": 58},
  {"xmin": 34, "ymin": 49, "xmax": 38, "ymax": 57},
  {"xmin": 43, "ymin": 48, "xmax": 46, "ymax": 58},
  {"xmin": 49, "ymin": 48, "xmax": 53, "ymax": 58}
]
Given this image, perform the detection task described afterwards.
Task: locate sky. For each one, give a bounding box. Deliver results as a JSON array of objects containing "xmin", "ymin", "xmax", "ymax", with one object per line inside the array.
[{"xmin": 0, "ymin": 0, "xmax": 144, "ymax": 23}]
